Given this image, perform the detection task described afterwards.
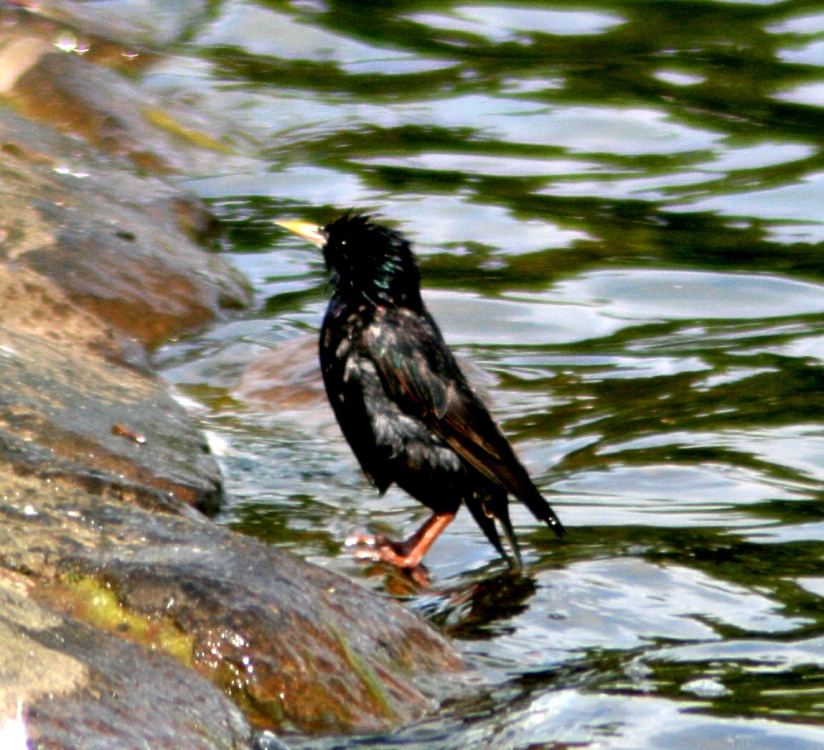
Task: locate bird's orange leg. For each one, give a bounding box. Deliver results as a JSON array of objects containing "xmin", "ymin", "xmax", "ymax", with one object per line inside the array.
[{"xmin": 348, "ymin": 512, "xmax": 455, "ymax": 569}]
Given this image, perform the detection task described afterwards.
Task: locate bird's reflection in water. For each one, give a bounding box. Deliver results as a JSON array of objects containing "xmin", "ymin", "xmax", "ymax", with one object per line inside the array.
[{"xmin": 399, "ymin": 566, "xmax": 540, "ymax": 636}]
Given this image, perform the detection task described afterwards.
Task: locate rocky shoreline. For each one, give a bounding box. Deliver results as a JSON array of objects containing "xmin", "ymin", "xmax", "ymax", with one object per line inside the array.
[{"xmin": 0, "ymin": 2, "xmax": 462, "ymax": 746}]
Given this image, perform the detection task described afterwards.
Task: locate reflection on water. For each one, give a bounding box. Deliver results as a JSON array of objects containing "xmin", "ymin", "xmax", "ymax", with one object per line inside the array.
[{"xmin": 152, "ymin": 0, "xmax": 824, "ymax": 747}]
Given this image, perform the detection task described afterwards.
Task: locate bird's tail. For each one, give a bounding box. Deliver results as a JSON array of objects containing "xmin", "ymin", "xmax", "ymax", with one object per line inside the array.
[
  {"xmin": 466, "ymin": 490, "xmax": 523, "ymax": 571},
  {"xmin": 519, "ymin": 484, "xmax": 565, "ymax": 538}
]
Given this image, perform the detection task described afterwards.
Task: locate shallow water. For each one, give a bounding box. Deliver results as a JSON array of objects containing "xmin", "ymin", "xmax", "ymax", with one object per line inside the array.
[{"xmin": 152, "ymin": 0, "xmax": 824, "ymax": 747}]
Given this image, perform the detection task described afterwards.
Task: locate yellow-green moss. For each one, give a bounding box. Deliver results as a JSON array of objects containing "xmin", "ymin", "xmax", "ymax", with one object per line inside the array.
[
  {"xmin": 329, "ymin": 623, "xmax": 396, "ymax": 719},
  {"xmin": 45, "ymin": 575, "xmax": 195, "ymax": 666},
  {"xmin": 141, "ymin": 107, "xmax": 237, "ymax": 154}
]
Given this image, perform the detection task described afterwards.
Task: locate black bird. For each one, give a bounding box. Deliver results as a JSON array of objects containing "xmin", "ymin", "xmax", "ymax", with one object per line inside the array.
[{"xmin": 276, "ymin": 214, "xmax": 565, "ymax": 572}]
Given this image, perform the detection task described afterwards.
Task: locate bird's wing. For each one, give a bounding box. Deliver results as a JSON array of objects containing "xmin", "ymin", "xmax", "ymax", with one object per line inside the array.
[{"xmin": 361, "ymin": 307, "xmax": 564, "ymax": 536}]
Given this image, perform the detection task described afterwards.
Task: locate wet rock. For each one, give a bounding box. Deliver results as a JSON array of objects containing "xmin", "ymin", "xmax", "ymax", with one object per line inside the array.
[
  {"xmin": 83, "ymin": 526, "xmax": 460, "ymax": 733},
  {"xmin": 0, "ymin": 4, "xmax": 249, "ymax": 174},
  {"xmin": 0, "ymin": 263, "xmax": 223, "ymax": 512},
  {"xmin": 0, "ymin": 267, "xmax": 463, "ymax": 734},
  {"xmin": 0, "ymin": 1, "xmax": 465, "ymax": 740},
  {"xmin": 0, "ymin": 106, "xmax": 251, "ymax": 345},
  {"xmin": 0, "ymin": 582, "xmax": 255, "ymax": 749},
  {"xmin": 23, "ymin": 0, "xmax": 213, "ymax": 49},
  {"xmin": 0, "ymin": 9, "xmax": 252, "ymax": 348},
  {"xmin": 13, "ymin": 49, "xmax": 237, "ymax": 174},
  {"xmin": 25, "ymin": 181, "xmax": 249, "ymax": 349},
  {"xmin": 0, "ymin": 463, "xmax": 461, "ymax": 735}
]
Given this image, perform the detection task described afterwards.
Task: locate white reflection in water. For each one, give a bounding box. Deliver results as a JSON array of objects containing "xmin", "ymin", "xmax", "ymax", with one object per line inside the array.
[
  {"xmin": 422, "ymin": 270, "xmax": 824, "ymax": 351},
  {"xmin": 773, "ymin": 81, "xmax": 824, "ymax": 107},
  {"xmin": 703, "ymin": 142, "xmax": 813, "ymax": 172},
  {"xmin": 406, "ymin": 6, "xmax": 625, "ymax": 42},
  {"xmin": 388, "ymin": 196, "xmax": 589, "ymax": 253},
  {"xmin": 355, "ymin": 152, "xmax": 604, "ymax": 178},
  {"xmin": 545, "ymin": 171, "xmax": 711, "ymax": 200},
  {"xmin": 483, "ymin": 558, "xmax": 802, "ymax": 661},
  {"xmin": 654, "ymin": 69, "xmax": 706, "ymax": 86},
  {"xmin": 183, "ymin": 166, "xmax": 370, "ymax": 205},
  {"xmin": 485, "ymin": 689, "xmax": 824, "ymax": 750},
  {"xmin": 767, "ymin": 13, "xmax": 824, "ymax": 34},
  {"xmin": 421, "ymin": 100, "xmax": 723, "ymax": 153},
  {"xmin": 777, "ymin": 39, "xmax": 824, "ymax": 66},
  {"xmin": 424, "ymin": 289, "xmax": 621, "ymax": 346},
  {"xmin": 517, "ymin": 269, "xmax": 824, "ymax": 322},
  {"xmin": 197, "ymin": 3, "xmax": 402, "ymax": 64},
  {"xmin": 672, "ymin": 171, "xmax": 824, "ymax": 242}
]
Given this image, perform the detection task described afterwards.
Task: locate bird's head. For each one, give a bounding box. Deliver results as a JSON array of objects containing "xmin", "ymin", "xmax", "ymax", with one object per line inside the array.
[{"xmin": 276, "ymin": 213, "xmax": 423, "ymax": 309}]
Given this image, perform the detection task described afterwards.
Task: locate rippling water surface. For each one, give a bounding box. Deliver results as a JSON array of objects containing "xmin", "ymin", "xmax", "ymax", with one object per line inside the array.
[{"xmin": 152, "ymin": 1, "xmax": 824, "ymax": 747}]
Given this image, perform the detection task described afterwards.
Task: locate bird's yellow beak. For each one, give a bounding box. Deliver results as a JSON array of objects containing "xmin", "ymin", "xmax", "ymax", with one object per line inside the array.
[{"xmin": 275, "ymin": 220, "xmax": 327, "ymax": 248}]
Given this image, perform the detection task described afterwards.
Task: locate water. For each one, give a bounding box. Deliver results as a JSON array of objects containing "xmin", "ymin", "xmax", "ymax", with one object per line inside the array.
[{"xmin": 149, "ymin": 0, "xmax": 824, "ymax": 747}]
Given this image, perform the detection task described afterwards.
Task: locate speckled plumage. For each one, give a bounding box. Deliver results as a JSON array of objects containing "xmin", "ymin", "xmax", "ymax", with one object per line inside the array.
[{"xmin": 316, "ymin": 214, "xmax": 565, "ymax": 570}]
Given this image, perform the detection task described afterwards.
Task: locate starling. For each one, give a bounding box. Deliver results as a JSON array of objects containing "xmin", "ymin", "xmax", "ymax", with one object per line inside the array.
[{"xmin": 276, "ymin": 214, "xmax": 564, "ymax": 572}]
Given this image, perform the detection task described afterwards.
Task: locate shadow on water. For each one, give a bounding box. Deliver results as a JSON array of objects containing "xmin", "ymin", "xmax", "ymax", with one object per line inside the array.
[{"xmin": 151, "ymin": 0, "xmax": 824, "ymax": 746}]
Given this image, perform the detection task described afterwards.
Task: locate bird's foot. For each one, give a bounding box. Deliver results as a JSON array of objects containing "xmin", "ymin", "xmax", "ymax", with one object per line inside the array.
[
  {"xmin": 345, "ymin": 533, "xmax": 417, "ymax": 567},
  {"xmin": 345, "ymin": 534, "xmax": 431, "ymax": 586},
  {"xmin": 346, "ymin": 512, "xmax": 454, "ymax": 564}
]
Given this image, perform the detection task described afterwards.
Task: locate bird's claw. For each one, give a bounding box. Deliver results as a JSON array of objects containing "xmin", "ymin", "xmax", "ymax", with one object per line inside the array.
[
  {"xmin": 345, "ymin": 533, "xmax": 386, "ymax": 550},
  {"xmin": 345, "ymin": 533, "xmax": 394, "ymax": 561},
  {"xmin": 352, "ymin": 547, "xmax": 387, "ymax": 563}
]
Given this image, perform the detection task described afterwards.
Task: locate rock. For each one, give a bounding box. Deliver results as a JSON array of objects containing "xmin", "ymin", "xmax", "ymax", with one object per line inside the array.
[
  {"xmin": 236, "ymin": 336, "xmax": 331, "ymax": 414},
  {"xmin": 21, "ymin": 0, "xmax": 214, "ymax": 48},
  {"xmin": 0, "ymin": 1, "xmax": 465, "ymax": 740},
  {"xmin": 0, "ymin": 263, "xmax": 462, "ymax": 735},
  {"xmin": 0, "ymin": 102, "xmax": 251, "ymax": 346},
  {"xmin": 0, "ymin": 461, "xmax": 461, "ymax": 735},
  {"xmin": 13, "ymin": 49, "xmax": 239, "ymax": 174},
  {"xmin": 0, "ymin": 6, "xmax": 253, "ymax": 348},
  {"xmin": 0, "ymin": 263, "xmax": 223, "ymax": 512},
  {"xmin": 0, "ymin": 582, "xmax": 255, "ymax": 750},
  {"xmin": 0, "ymin": 271, "xmax": 462, "ymax": 735},
  {"xmin": 236, "ymin": 334, "xmax": 495, "ymax": 416},
  {"xmin": 0, "ymin": 4, "xmax": 249, "ymax": 174}
]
